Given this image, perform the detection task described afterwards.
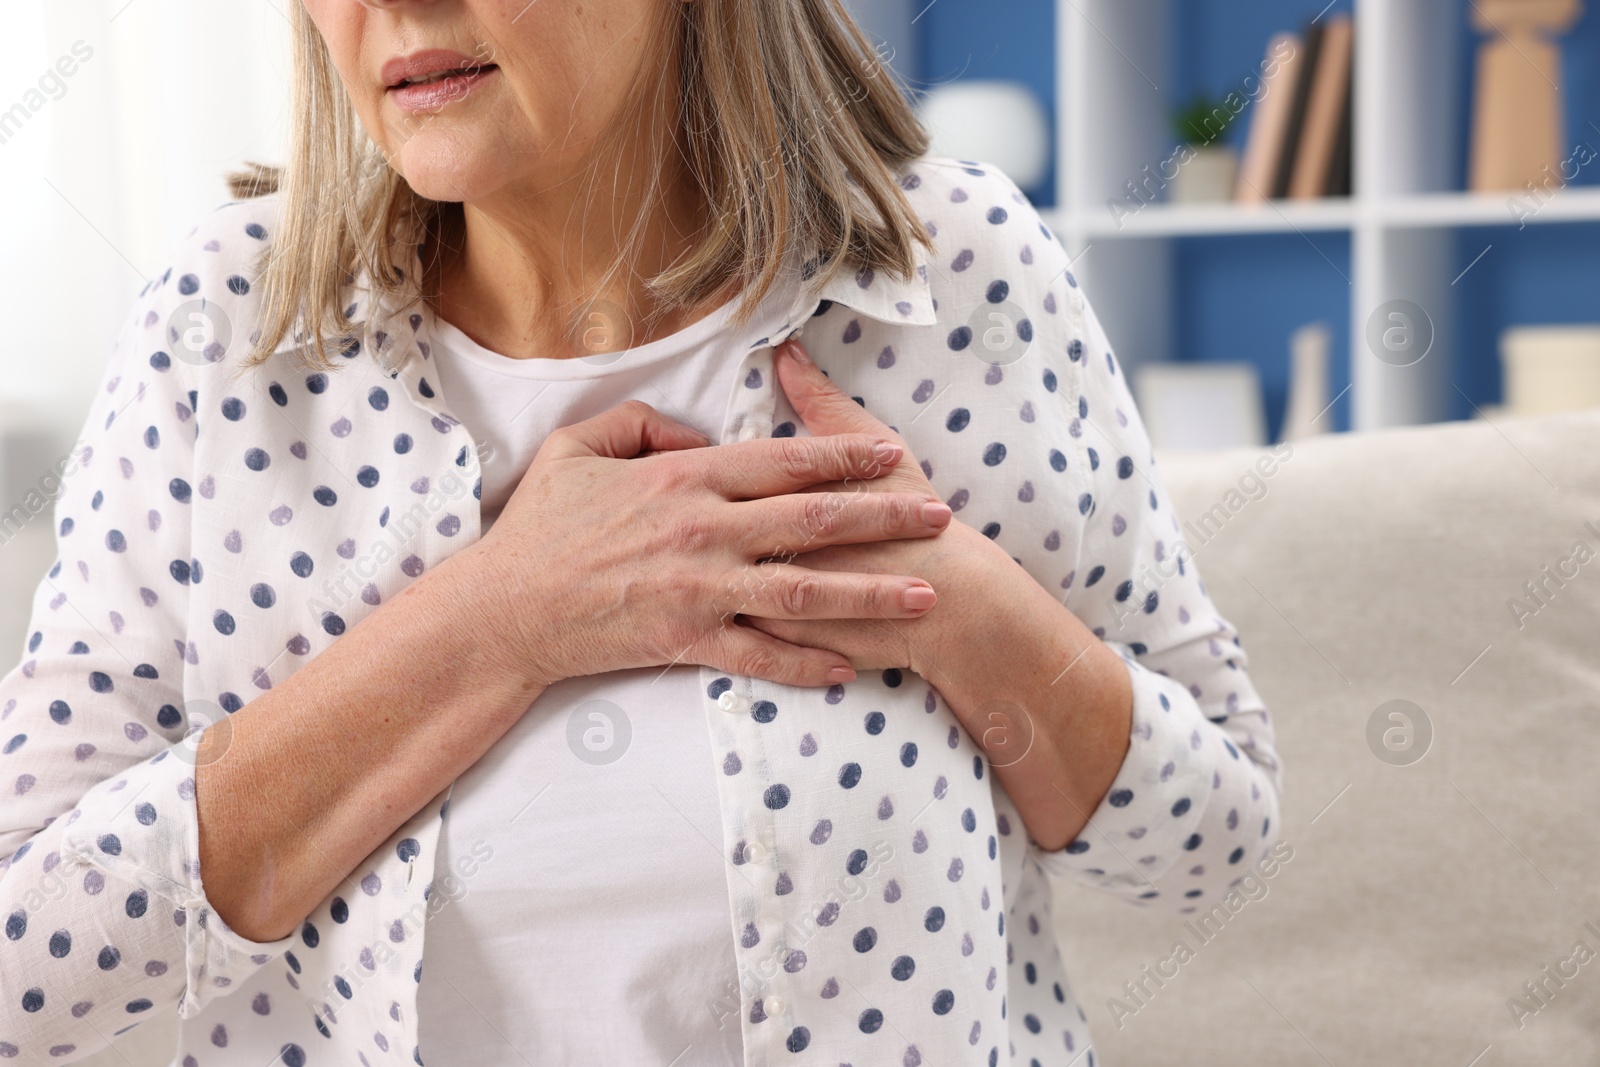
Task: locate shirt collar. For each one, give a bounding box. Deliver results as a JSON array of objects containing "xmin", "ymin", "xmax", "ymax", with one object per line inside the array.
[{"xmin": 798, "ymin": 240, "xmax": 938, "ymax": 329}]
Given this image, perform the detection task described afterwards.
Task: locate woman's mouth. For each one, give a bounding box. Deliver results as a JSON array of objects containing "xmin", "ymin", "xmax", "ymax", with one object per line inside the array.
[{"xmin": 382, "ymin": 51, "xmax": 499, "ymax": 113}]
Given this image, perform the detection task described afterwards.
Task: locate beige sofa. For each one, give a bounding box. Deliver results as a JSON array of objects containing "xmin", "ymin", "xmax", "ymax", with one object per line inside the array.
[
  {"xmin": 72, "ymin": 408, "xmax": 1600, "ymax": 1066},
  {"xmin": 1056, "ymin": 407, "xmax": 1600, "ymax": 1065}
]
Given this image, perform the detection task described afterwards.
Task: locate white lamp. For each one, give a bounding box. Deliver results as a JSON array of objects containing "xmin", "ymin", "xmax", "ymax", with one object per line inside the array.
[{"xmin": 916, "ymin": 81, "xmax": 1052, "ymax": 192}]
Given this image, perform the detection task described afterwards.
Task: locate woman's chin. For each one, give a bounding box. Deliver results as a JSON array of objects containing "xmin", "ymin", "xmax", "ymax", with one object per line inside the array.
[
  {"xmin": 390, "ymin": 152, "xmax": 504, "ymax": 204},
  {"xmin": 401, "ymin": 170, "xmax": 488, "ymax": 203}
]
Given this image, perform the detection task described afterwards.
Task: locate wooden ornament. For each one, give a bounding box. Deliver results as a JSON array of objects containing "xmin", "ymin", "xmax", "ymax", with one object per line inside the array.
[{"xmin": 1468, "ymin": 0, "xmax": 1582, "ymax": 192}]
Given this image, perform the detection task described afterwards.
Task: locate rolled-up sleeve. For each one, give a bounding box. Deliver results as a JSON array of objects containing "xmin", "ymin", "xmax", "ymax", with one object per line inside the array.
[
  {"xmin": 1028, "ymin": 280, "xmax": 1283, "ymax": 914},
  {"xmin": 0, "ymin": 266, "xmax": 293, "ymax": 1063}
]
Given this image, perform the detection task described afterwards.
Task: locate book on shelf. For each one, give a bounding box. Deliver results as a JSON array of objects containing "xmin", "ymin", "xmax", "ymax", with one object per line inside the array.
[
  {"xmin": 1290, "ymin": 14, "xmax": 1354, "ymax": 198},
  {"xmin": 1236, "ymin": 14, "xmax": 1355, "ymax": 203},
  {"xmin": 1271, "ymin": 18, "xmax": 1324, "ymax": 197},
  {"xmin": 1324, "ymin": 48, "xmax": 1353, "ymax": 197},
  {"xmin": 1235, "ymin": 31, "xmax": 1303, "ymax": 202}
]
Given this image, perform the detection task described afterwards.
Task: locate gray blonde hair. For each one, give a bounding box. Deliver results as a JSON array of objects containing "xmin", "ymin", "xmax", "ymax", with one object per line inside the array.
[{"xmin": 229, "ymin": 0, "xmax": 935, "ymax": 370}]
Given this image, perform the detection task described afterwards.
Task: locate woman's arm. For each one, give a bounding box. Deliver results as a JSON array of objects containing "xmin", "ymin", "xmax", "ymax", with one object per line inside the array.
[
  {"xmin": 0, "ymin": 242, "xmax": 560, "ymax": 1062},
  {"xmin": 759, "ymin": 156, "xmax": 1284, "ymax": 912},
  {"xmin": 0, "ymin": 268, "xmax": 302, "ymax": 1062},
  {"xmin": 194, "ymin": 540, "xmax": 548, "ymax": 942},
  {"xmin": 749, "ymin": 276, "xmax": 1282, "ymax": 915},
  {"xmin": 748, "ymin": 341, "xmax": 1137, "ymax": 851},
  {"xmin": 939, "ymin": 287, "xmax": 1284, "ymax": 912}
]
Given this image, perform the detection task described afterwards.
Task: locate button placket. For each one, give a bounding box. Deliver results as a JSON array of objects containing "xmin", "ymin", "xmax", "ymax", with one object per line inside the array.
[
  {"xmin": 322, "ymin": 282, "xmax": 470, "ymax": 1064},
  {"xmin": 382, "ymin": 306, "xmax": 486, "ymax": 549},
  {"xmin": 701, "ymin": 333, "xmax": 792, "ymax": 1061}
]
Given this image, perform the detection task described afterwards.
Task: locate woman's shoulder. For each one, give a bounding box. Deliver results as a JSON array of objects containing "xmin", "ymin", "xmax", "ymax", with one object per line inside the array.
[
  {"xmin": 152, "ymin": 193, "xmax": 284, "ymax": 298},
  {"xmin": 896, "ymin": 154, "xmax": 1065, "ymax": 254},
  {"xmin": 892, "ymin": 154, "xmax": 1078, "ymax": 327},
  {"xmin": 82, "ymin": 195, "xmax": 291, "ymax": 425},
  {"xmin": 871, "ymin": 154, "xmax": 1084, "ymax": 387},
  {"xmin": 130, "ymin": 194, "xmax": 287, "ymax": 372}
]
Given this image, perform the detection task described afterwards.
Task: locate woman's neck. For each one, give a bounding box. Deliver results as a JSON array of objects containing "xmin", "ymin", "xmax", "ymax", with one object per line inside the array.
[{"xmin": 419, "ymin": 120, "xmax": 737, "ymax": 362}]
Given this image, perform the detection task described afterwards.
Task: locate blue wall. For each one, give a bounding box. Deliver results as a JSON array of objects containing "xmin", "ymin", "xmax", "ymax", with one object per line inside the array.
[
  {"xmin": 1175, "ymin": 233, "xmax": 1352, "ymax": 440},
  {"xmin": 916, "ymin": 0, "xmax": 1058, "ymax": 205},
  {"xmin": 915, "ymin": 0, "xmax": 1600, "ymax": 433}
]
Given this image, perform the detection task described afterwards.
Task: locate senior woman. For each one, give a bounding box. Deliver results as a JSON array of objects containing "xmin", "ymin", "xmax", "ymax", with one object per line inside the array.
[{"xmin": 0, "ymin": 0, "xmax": 1281, "ymax": 1064}]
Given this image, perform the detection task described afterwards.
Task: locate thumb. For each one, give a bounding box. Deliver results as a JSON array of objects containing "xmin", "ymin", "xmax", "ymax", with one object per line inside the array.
[{"xmin": 543, "ymin": 399, "xmax": 711, "ymax": 460}]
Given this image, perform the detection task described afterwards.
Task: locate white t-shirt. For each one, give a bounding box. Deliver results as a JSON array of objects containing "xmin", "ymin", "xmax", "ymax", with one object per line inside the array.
[
  {"xmin": 416, "ymin": 277, "xmax": 801, "ymax": 1065},
  {"xmin": 436, "ymin": 296, "xmax": 759, "ymax": 529}
]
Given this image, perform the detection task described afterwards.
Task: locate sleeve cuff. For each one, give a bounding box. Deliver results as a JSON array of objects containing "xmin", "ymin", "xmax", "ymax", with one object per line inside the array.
[
  {"xmin": 56, "ymin": 745, "xmax": 297, "ymax": 1018},
  {"xmin": 1031, "ymin": 644, "xmax": 1220, "ymax": 896}
]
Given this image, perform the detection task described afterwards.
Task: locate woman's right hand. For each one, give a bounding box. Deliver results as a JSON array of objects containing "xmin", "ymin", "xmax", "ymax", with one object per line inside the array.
[{"xmin": 466, "ymin": 399, "xmax": 955, "ymax": 689}]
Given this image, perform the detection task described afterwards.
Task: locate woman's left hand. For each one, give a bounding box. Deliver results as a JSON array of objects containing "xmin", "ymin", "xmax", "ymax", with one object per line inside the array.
[
  {"xmin": 745, "ymin": 338, "xmax": 1050, "ymax": 708},
  {"xmin": 750, "ymin": 337, "xmax": 1135, "ymax": 851}
]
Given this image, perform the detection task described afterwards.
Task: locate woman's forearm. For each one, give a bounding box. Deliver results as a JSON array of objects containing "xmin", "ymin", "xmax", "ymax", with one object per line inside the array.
[
  {"xmin": 969, "ymin": 607, "xmax": 1134, "ymax": 851},
  {"xmin": 196, "ymin": 541, "xmax": 545, "ymax": 943},
  {"xmin": 883, "ymin": 520, "xmax": 1133, "ymax": 850}
]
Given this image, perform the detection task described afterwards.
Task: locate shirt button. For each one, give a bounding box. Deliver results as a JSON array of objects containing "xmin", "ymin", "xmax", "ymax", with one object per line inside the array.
[
  {"xmin": 744, "ymin": 841, "xmax": 766, "ymax": 865},
  {"xmin": 766, "ymin": 995, "xmax": 785, "ymax": 1016},
  {"xmin": 736, "ymin": 424, "xmax": 761, "ymax": 443},
  {"xmin": 718, "ymin": 691, "xmax": 748, "ymax": 715}
]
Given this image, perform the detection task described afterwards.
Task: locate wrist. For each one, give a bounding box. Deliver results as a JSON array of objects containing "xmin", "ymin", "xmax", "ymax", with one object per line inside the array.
[{"xmin": 911, "ymin": 520, "xmax": 1051, "ymax": 713}]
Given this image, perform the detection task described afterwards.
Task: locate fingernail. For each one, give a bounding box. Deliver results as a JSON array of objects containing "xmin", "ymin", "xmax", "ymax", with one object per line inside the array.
[
  {"xmin": 785, "ymin": 340, "xmax": 813, "ymax": 366},
  {"xmin": 826, "ymin": 665, "xmax": 856, "ymax": 683},
  {"xmin": 902, "ymin": 585, "xmax": 937, "ymax": 611},
  {"xmin": 922, "ymin": 501, "xmax": 952, "ymax": 525},
  {"xmin": 873, "ymin": 440, "xmax": 902, "ymax": 465}
]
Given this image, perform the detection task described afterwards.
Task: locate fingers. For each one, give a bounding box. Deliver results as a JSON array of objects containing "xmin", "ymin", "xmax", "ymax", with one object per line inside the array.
[
  {"xmin": 737, "ymin": 490, "xmax": 952, "ymax": 556},
  {"xmin": 690, "ymin": 431, "xmax": 903, "ymax": 499},
  {"xmin": 714, "ymin": 562, "xmax": 937, "ymax": 622},
  {"xmin": 775, "ymin": 339, "xmax": 890, "ymax": 439},
  {"xmin": 704, "ymin": 623, "xmax": 858, "ymax": 688},
  {"xmin": 541, "ymin": 399, "xmax": 711, "ymax": 461}
]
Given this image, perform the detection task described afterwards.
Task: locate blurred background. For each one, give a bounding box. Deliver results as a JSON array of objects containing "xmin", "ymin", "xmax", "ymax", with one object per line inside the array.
[{"xmin": 1, "ymin": 0, "xmax": 1597, "ymax": 640}]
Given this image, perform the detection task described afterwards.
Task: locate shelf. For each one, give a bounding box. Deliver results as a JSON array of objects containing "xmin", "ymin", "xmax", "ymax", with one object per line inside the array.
[
  {"xmin": 1045, "ymin": 199, "xmax": 1357, "ymax": 239},
  {"xmin": 1051, "ymin": 0, "xmax": 1599, "ymax": 433},
  {"xmin": 1043, "ymin": 188, "xmax": 1600, "ymax": 242},
  {"xmin": 1379, "ymin": 187, "xmax": 1600, "ymax": 228}
]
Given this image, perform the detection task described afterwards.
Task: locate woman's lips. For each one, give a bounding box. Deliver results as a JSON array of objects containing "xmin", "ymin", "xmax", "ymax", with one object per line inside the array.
[{"xmin": 385, "ymin": 65, "xmax": 498, "ymax": 113}]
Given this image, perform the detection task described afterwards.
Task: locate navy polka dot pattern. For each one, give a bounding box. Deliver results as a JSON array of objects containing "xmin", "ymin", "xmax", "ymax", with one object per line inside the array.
[{"xmin": 0, "ymin": 156, "xmax": 1279, "ymax": 1066}]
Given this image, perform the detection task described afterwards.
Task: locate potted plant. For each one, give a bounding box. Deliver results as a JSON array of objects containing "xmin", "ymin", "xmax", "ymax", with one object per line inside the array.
[{"xmin": 1170, "ymin": 93, "xmax": 1240, "ymax": 203}]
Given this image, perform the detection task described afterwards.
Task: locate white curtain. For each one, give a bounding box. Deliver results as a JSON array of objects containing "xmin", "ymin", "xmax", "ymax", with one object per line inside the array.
[
  {"xmin": 0, "ymin": 1, "xmax": 291, "ymax": 663},
  {"xmin": 2, "ymin": 0, "xmax": 292, "ymax": 408}
]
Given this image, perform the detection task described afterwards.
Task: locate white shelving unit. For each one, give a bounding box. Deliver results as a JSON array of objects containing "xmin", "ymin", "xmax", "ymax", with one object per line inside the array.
[{"xmin": 1042, "ymin": 0, "xmax": 1600, "ymax": 431}]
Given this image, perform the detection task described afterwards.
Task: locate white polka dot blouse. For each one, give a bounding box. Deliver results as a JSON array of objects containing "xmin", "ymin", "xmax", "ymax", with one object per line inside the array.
[{"xmin": 0, "ymin": 156, "xmax": 1281, "ymax": 1066}]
